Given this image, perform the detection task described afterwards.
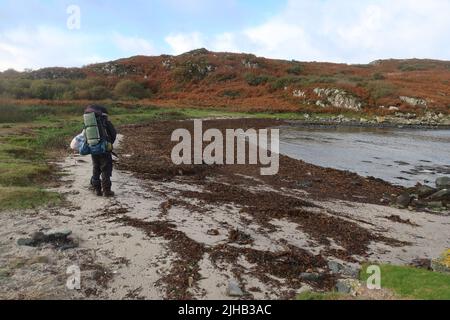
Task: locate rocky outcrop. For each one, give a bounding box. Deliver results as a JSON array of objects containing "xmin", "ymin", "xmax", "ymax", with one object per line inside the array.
[
  {"xmin": 293, "ymin": 89, "xmax": 306, "ymax": 98},
  {"xmin": 400, "ymin": 96, "xmax": 428, "ymax": 108},
  {"xmin": 314, "ymin": 88, "xmax": 362, "ymax": 111}
]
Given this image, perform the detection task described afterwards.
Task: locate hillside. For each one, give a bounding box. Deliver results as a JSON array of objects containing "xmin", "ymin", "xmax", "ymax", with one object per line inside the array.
[{"xmin": 1, "ymin": 49, "xmax": 450, "ymax": 115}]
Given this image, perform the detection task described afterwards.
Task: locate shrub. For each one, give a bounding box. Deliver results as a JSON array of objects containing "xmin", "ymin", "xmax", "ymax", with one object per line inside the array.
[
  {"xmin": 114, "ymin": 80, "xmax": 148, "ymax": 99},
  {"xmin": 220, "ymin": 90, "xmax": 242, "ymax": 99},
  {"xmin": 398, "ymin": 63, "xmax": 432, "ymax": 72},
  {"xmin": 270, "ymin": 76, "xmax": 303, "ymax": 90},
  {"xmin": 367, "ymin": 81, "xmax": 396, "ymax": 100},
  {"xmin": 245, "ymin": 73, "xmax": 272, "ymax": 86},
  {"xmin": 30, "ymin": 81, "xmax": 54, "ymax": 99},
  {"xmin": 213, "ymin": 72, "xmax": 237, "ymax": 82},
  {"xmin": 287, "ymin": 64, "xmax": 303, "ymax": 75},
  {"xmin": 89, "ymin": 86, "xmax": 111, "ymax": 100},
  {"xmin": 372, "ymin": 73, "xmax": 385, "ymax": 80}
]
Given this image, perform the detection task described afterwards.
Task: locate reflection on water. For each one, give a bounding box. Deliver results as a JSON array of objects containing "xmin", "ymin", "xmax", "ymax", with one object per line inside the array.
[{"xmin": 279, "ymin": 126, "xmax": 450, "ymax": 187}]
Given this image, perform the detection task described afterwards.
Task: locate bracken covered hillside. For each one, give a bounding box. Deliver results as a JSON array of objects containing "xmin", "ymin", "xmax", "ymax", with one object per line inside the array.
[{"xmin": 1, "ymin": 48, "xmax": 450, "ymax": 115}]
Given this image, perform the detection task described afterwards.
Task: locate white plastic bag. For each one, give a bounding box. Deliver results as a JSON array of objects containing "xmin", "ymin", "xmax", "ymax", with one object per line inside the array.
[{"xmin": 70, "ymin": 131, "xmax": 85, "ymax": 151}]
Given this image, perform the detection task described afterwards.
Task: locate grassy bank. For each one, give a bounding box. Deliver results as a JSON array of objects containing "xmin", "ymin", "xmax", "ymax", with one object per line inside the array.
[{"xmin": 298, "ymin": 264, "xmax": 450, "ymax": 300}]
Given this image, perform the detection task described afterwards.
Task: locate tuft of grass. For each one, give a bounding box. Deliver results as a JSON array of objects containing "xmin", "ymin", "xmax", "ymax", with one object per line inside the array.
[
  {"xmin": 0, "ymin": 186, "xmax": 61, "ymax": 210},
  {"xmin": 0, "ymin": 162, "xmax": 51, "ymax": 186},
  {"xmin": 360, "ymin": 264, "xmax": 450, "ymax": 300}
]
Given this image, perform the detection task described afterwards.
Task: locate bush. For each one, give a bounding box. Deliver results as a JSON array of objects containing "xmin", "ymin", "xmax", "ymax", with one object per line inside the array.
[
  {"xmin": 213, "ymin": 72, "xmax": 237, "ymax": 82},
  {"xmin": 245, "ymin": 73, "xmax": 272, "ymax": 86},
  {"xmin": 372, "ymin": 73, "xmax": 385, "ymax": 80},
  {"xmin": 114, "ymin": 80, "xmax": 148, "ymax": 99},
  {"xmin": 220, "ymin": 90, "xmax": 242, "ymax": 99},
  {"xmin": 367, "ymin": 81, "xmax": 396, "ymax": 100},
  {"xmin": 89, "ymin": 86, "xmax": 111, "ymax": 100},
  {"xmin": 398, "ymin": 63, "xmax": 431, "ymax": 72},
  {"xmin": 30, "ymin": 81, "xmax": 54, "ymax": 99},
  {"xmin": 287, "ymin": 64, "xmax": 303, "ymax": 75},
  {"xmin": 270, "ymin": 76, "xmax": 303, "ymax": 90}
]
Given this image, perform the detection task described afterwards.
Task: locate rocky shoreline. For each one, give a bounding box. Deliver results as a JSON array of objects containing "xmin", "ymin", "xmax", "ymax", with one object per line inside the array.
[{"xmin": 285, "ymin": 117, "xmax": 450, "ymax": 130}]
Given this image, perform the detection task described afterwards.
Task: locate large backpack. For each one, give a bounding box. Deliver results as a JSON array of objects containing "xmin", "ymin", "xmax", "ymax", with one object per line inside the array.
[{"xmin": 79, "ymin": 112, "xmax": 110, "ymax": 155}]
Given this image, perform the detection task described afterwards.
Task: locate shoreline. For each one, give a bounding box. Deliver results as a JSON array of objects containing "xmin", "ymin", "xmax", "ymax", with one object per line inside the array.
[{"xmin": 283, "ymin": 119, "xmax": 450, "ymax": 130}]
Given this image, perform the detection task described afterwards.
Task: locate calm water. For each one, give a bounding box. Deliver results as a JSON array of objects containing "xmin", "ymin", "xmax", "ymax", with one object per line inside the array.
[{"xmin": 279, "ymin": 126, "xmax": 450, "ymax": 187}]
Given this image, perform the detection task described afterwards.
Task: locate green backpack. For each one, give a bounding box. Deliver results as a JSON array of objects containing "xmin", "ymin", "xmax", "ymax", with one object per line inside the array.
[{"xmin": 83, "ymin": 112, "xmax": 102, "ymax": 146}]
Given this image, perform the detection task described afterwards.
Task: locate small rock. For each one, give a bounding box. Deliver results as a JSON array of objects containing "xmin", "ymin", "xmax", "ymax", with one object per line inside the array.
[
  {"xmin": 335, "ymin": 279, "xmax": 361, "ymax": 295},
  {"xmin": 396, "ymin": 192, "xmax": 413, "ymax": 208},
  {"xmin": 300, "ymin": 272, "xmax": 321, "ymax": 282},
  {"xmin": 410, "ymin": 258, "xmax": 432, "ymax": 270},
  {"xmin": 436, "ymin": 177, "xmax": 450, "ymax": 190},
  {"xmin": 207, "ymin": 229, "xmax": 220, "ymax": 236},
  {"xmin": 427, "ymin": 189, "xmax": 450, "ymax": 201},
  {"xmin": 327, "ymin": 261, "xmax": 344, "ymax": 274},
  {"xmin": 297, "ymin": 284, "xmax": 313, "ymax": 295},
  {"xmin": 427, "ymin": 201, "xmax": 444, "ymax": 209},
  {"xmin": 227, "ymin": 281, "xmax": 244, "ymax": 297}
]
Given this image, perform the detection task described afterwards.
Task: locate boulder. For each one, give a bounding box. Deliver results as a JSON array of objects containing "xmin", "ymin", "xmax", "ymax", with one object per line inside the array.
[
  {"xmin": 313, "ymin": 88, "xmax": 362, "ymax": 111},
  {"xmin": 400, "ymin": 96, "xmax": 427, "ymax": 108},
  {"xmin": 436, "ymin": 177, "xmax": 450, "ymax": 190},
  {"xmin": 327, "ymin": 261, "xmax": 360, "ymax": 278}
]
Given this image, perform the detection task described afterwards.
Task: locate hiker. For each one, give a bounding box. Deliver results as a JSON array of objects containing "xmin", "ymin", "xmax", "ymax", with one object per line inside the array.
[{"xmin": 84, "ymin": 105, "xmax": 117, "ymax": 197}]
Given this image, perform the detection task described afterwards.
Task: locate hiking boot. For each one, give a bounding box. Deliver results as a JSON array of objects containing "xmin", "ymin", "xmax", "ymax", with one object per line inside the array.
[
  {"xmin": 95, "ymin": 187, "xmax": 103, "ymax": 197},
  {"xmin": 103, "ymin": 189, "xmax": 115, "ymax": 197}
]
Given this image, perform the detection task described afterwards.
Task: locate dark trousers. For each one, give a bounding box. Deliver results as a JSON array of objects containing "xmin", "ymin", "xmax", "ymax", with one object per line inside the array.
[{"xmin": 91, "ymin": 153, "xmax": 113, "ymax": 190}]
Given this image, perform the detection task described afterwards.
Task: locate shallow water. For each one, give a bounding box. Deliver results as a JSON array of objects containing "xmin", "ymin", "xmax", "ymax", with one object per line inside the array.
[{"xmin": 279, "ymin": 126, "xmax": 450, "ymax": 187}]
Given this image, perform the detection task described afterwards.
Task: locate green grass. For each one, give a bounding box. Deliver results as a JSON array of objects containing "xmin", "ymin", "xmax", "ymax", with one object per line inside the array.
[
  {"xmin": 0, "ymin": 186, "xmax": 61, "ymax": 210},
  {"xmin": 360, "ymin": 264, "xmax": 450, "ymax": 300}
]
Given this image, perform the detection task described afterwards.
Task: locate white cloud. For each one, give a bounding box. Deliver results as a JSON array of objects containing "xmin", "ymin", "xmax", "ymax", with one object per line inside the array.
[
  {"xmin": 112, "ymin": 33, "xmax": 155, "ymax": 56},
  {"xmin": 165, "ymin": 0, "xmax": 450, "ymax": 63},
  {"xmin": 0, "ymin": 26, "xmax": 106, "ymax": 71},
  {"xmin": 165, "ymin": 32, "xmax": 205, "ymax": 55},
  {"xmin": 211, "ymin": 32, "xmax": 240, "ymax": 53}
]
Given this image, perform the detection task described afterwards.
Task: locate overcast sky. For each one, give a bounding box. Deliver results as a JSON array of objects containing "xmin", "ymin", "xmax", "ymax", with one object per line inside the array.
[{"xmin": 1, "ymin": 0, "xmax": 450, "ymax": 71}]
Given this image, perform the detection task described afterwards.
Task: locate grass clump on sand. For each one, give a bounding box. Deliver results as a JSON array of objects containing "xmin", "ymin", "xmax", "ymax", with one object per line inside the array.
[{"xmin": 0, "ymin": 186, "xmax": 60, "ymax": 210}]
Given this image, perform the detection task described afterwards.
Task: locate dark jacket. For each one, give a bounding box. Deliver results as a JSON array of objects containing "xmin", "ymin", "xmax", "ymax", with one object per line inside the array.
[
  {"xmin": 84, "ymin": 105, "xmax": 117, "ymax": 144},
  {"xmin": 100, "ymin": 116, "xmax": 117, "ymax": 144}
]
